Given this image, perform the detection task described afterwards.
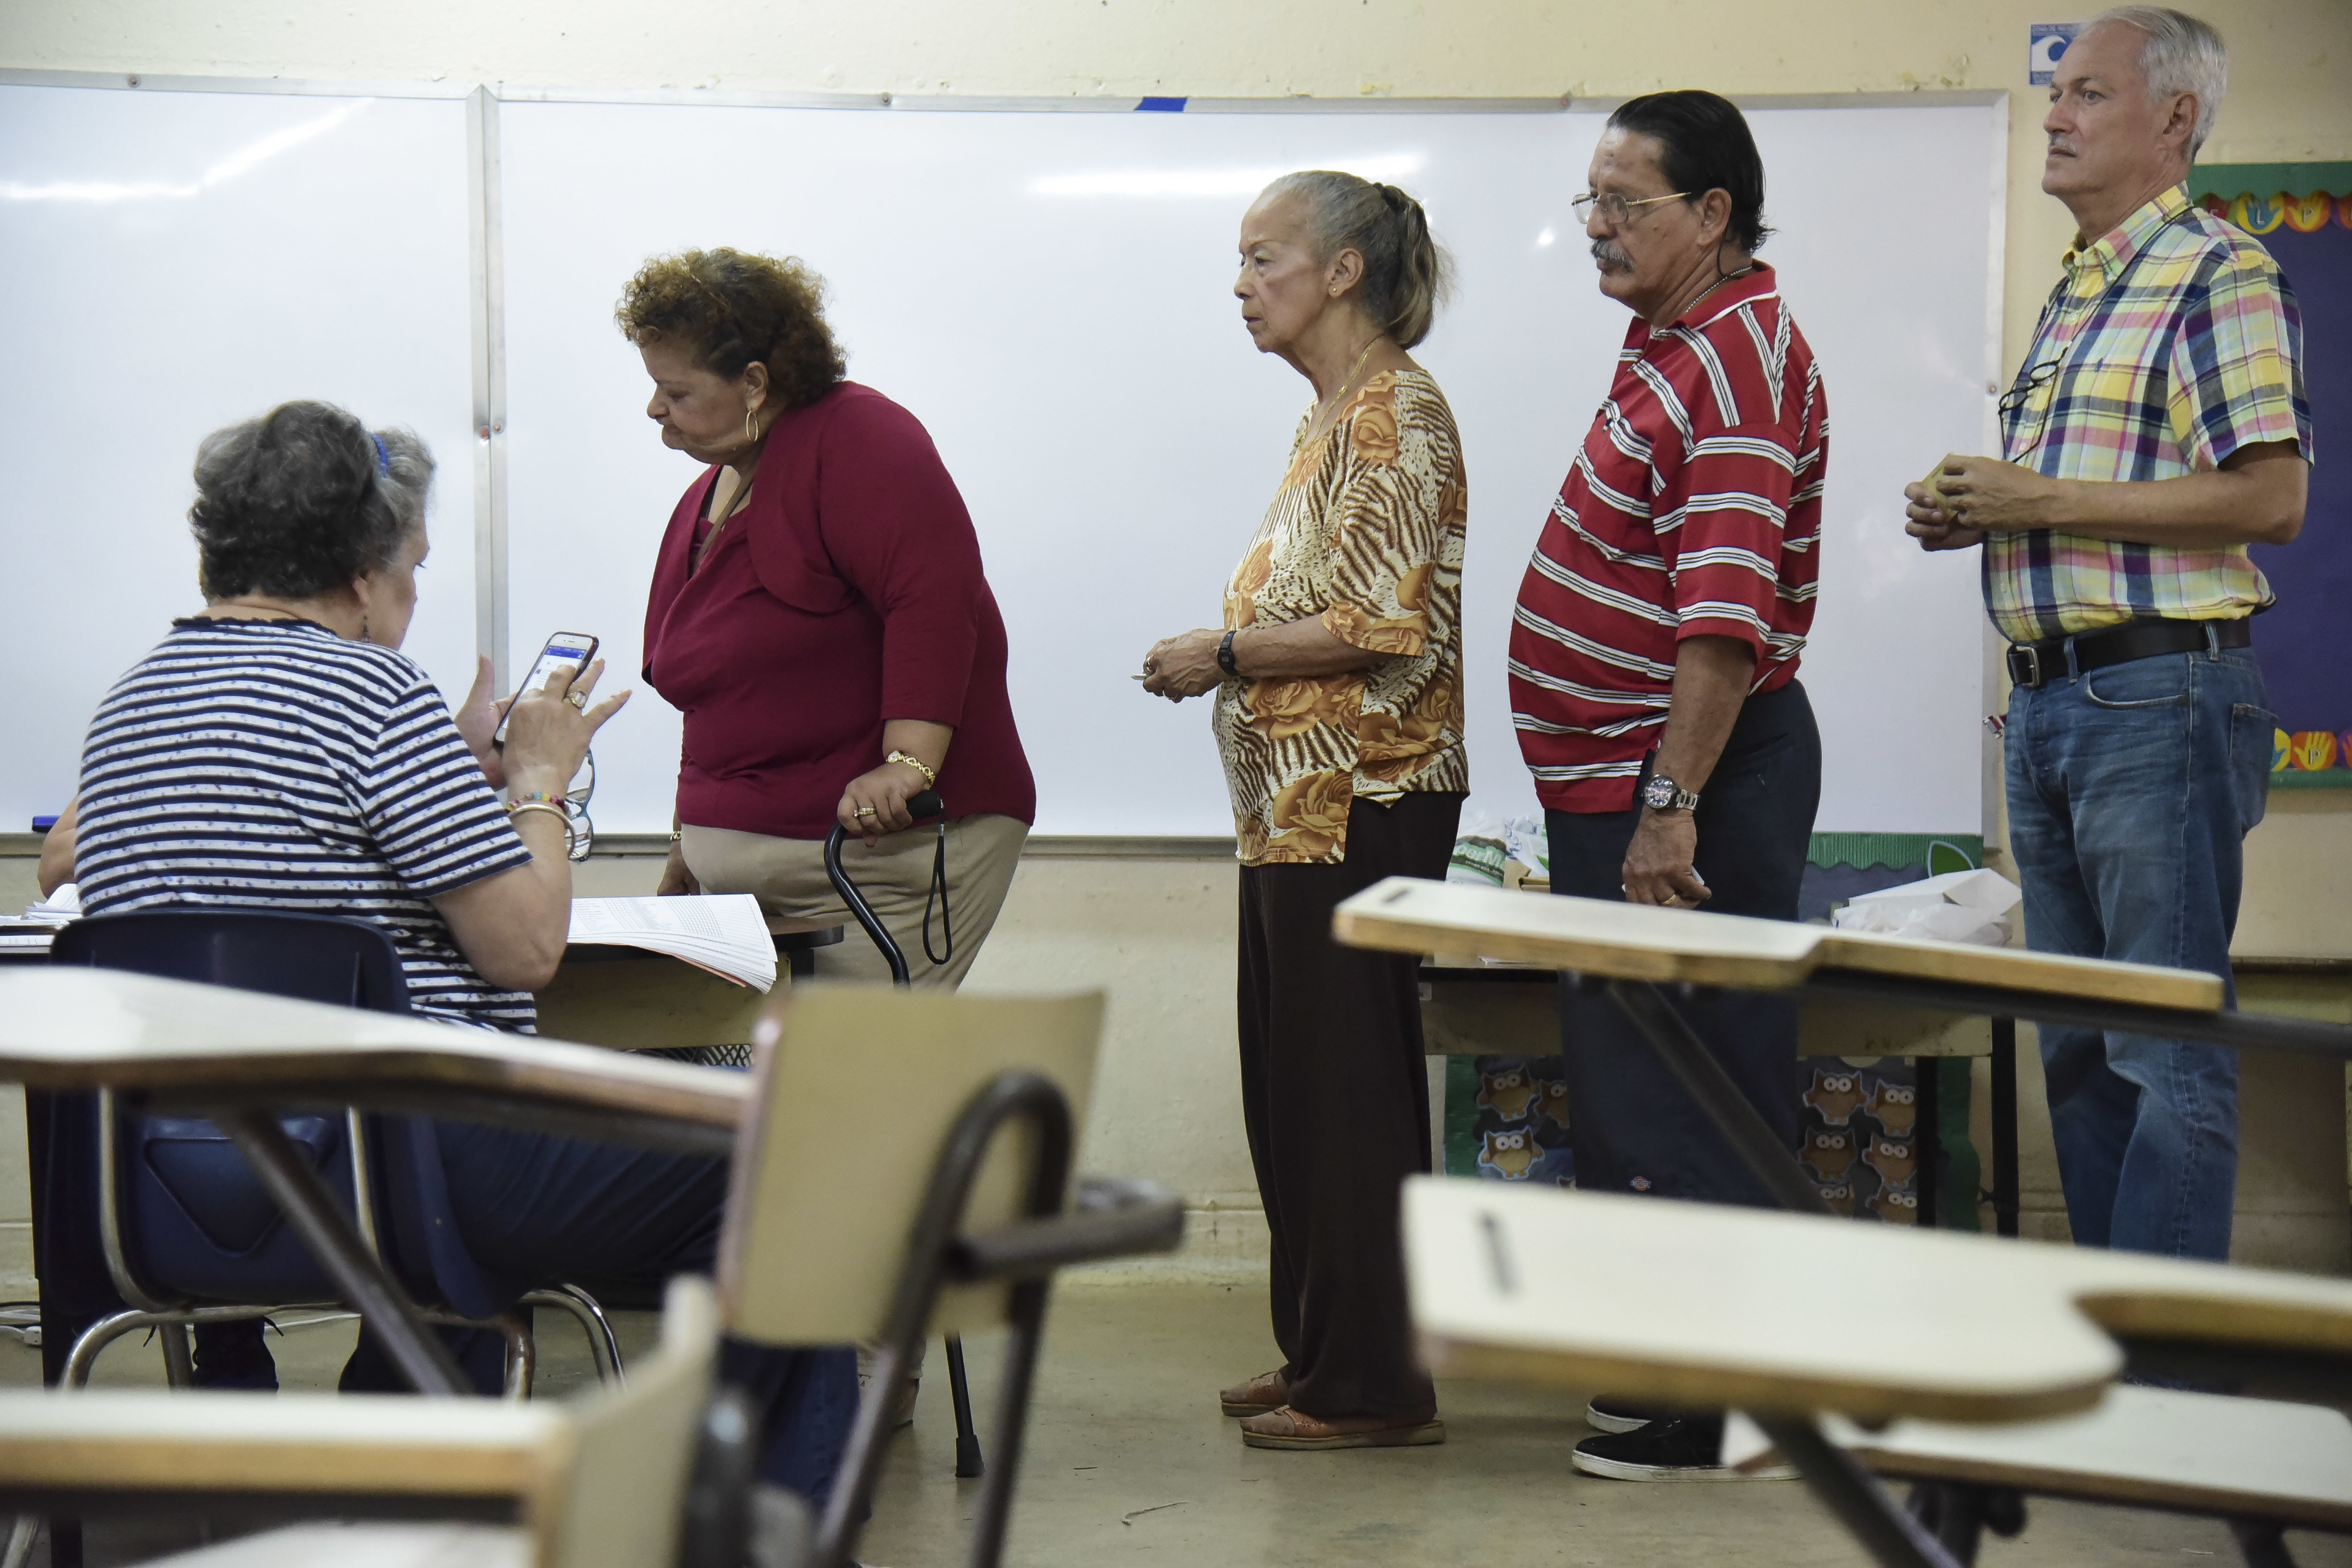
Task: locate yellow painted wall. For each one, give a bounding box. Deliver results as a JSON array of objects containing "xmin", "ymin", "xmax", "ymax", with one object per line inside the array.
[{"xmin": 6, "ymin": 0, "xmax": 2348, "ymax": 1244}]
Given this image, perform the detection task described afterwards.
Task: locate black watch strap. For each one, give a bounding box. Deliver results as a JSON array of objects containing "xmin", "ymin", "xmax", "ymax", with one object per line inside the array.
[{"xmin": 1217, "ymin": 629, "xmax": 1240, "ymax": 677}]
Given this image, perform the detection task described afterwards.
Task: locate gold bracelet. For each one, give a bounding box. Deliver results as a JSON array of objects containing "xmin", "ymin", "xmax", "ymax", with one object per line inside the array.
[
  {"xmin": 886, "ymin": 750, "xmax": 938, "ymax": 788},
  {"xmin": 506, "ymin": 799, "xmax": 577, "ymax": 855}
]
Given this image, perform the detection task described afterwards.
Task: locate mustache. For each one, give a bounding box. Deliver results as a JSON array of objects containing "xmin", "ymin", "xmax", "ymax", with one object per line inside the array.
[{"xmin": 1590, "ymin": 237, "xmax": 1634, "ymax": 270}]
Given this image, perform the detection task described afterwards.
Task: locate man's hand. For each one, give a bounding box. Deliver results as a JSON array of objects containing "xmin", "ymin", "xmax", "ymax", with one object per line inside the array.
[
  {"xmin": 1924, "ymin": 455, "xmax": 2059, "ymax": 535},
  {"xmin": 1904, "ymin": 474, "xmax": 1990, "ymax": 552},
  {"xmin": 1621, "ymin": 810, "xmax": 1710, "ymax": 907},
  {"xmin": 451, "ymin": 655, "xmax": 513, "ymax": 788},
  {"xmin": 1141, "ymin": 629, "xmax": 1227, "ymax": 702}
]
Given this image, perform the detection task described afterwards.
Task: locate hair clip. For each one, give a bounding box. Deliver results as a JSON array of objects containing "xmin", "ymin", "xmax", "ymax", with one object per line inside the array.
[{"xmin": 369, "ymin": 433, "xmax": 390, "ymax": 476}]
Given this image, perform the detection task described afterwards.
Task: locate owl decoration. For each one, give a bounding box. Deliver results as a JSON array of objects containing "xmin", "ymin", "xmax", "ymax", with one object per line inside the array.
[
  {"xmin": 1476, "ymin": 1068, "xmax": 1540, "ymax": 1122},
  {"xmin": 1818, "ymin": 1181, "xmax": 1856, "ymax": 1217},
  {"xmin": 1864, "ymin": 1080, "xmax": 1917, "ymax": 1137},
  {"xmin": 1478, "ymin": 1129, "xmax": 1538, "ymax": 1180},
  {"xmin": 1799, "ymin": 1129, "xmax": 1857, "ymax": 1182},
  {"xmin": 1863, "ymin": 1134, "xmax": 1918, "ymax": 1189},
  {"xmin": 1869, "ymin": 1184, "xmax": 1920, "ymax": 1224},
  {"xmin": 1803, "ymin": 1068, "xmax": 1866, "ymax": 1127},
  {"xmin": 1536, "ymin": 1077, "xmax": 1571, "ymax": 1131}
]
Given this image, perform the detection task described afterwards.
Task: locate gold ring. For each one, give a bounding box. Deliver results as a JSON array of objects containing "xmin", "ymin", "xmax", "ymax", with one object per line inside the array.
[
  {"xmin": 855, "ymin": 806, "xmax": 878, "ymax": 817},
  {"xmin": 564, "ymin": 692, "xmax": 586, "ymax": 709}
]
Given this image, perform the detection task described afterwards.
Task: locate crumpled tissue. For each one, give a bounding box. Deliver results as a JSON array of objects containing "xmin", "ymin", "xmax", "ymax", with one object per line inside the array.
[{"xmin": 1830, "ymin": 867, "xmax": 2022, "ymax": 948}]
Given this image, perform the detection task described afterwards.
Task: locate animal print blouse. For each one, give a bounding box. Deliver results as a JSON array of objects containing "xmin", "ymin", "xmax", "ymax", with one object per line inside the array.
[{"xmin": 1215, "ymin": 368, "xmax": 1468, "ymax": 866}]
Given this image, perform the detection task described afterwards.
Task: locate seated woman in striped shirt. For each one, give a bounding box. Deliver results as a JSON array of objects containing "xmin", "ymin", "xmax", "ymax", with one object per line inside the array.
[{"xmin": 43, "ymin": 400, "xmax": 853, "ymax": 1499}]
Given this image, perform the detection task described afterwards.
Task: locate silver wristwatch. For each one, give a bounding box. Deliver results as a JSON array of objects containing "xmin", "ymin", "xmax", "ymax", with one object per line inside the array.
[{"xmin": 1640, "ymin": 773, "xmax": 1700, "ymax": 813}]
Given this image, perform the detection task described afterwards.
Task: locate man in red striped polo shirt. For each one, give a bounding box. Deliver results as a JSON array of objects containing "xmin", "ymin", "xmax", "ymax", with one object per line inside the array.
[{"xmin": 1509, "ymin": 91, "xmax": 1827, "ymax": 1481}]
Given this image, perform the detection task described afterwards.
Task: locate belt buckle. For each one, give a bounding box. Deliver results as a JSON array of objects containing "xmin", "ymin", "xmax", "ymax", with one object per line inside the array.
[{"xmin": 2006, "ymin": 643, "xmax": 2045, "ymax": 689}]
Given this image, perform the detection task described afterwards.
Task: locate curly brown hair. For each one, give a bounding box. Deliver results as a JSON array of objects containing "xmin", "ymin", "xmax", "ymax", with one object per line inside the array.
[{"xmin": 614, "ymin": 248, "xmax": 847, "ymax": 410}]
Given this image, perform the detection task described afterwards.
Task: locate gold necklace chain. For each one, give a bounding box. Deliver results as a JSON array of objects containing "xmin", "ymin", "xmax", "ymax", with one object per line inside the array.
[{"xmin": 1304, "ymin": 335, "xmax": 1386, "ymax": 448}]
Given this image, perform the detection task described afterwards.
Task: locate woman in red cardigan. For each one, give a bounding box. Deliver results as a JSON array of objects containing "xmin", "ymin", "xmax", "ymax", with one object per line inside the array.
[{"xmin": 619, "ymin": 248, "xmax": 1035, "ymax": 987}]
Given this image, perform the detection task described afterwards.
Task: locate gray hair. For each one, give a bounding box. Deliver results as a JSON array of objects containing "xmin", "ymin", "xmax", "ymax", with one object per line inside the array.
[
  {"xmin": 190, "ymin": 401, "xmax": 434, "ymax": 601},
  {"xmin": 1259, "ymin": 171, "xmax": 1454, "ymax": 349},
  {"xmin": 2089, "ymin": 6, "xmax": 2228, "ymax": 158}
]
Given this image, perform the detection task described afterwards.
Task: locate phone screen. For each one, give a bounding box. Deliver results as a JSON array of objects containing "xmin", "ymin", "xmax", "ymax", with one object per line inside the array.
[{"xmin": 496, "ymin": 631, "xmax": 598, "ymax": 743}]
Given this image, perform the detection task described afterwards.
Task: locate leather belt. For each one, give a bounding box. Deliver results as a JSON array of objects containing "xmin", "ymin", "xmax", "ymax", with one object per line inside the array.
[{"xmin": 2006, "ymin": 617, "xmax": 2251, "ymax": 691}]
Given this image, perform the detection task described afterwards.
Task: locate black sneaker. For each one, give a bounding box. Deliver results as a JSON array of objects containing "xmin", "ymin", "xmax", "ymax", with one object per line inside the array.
[
  {"xmin": 1570, "ymin": 1416, "xmax": 1795, "ymax": 1482},
  {"xmin": 1584, "ymin": 1395, "xmax": 1676, "ymax": 1434}
]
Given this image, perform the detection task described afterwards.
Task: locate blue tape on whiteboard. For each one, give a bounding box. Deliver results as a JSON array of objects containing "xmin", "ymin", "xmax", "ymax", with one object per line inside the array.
[{"xmin": 1135, "ymin": 96, "xmax": 1187, "ymax": 112}]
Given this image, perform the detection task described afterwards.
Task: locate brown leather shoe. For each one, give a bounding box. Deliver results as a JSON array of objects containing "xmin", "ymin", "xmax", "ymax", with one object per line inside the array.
[
  {"xmin": 1238, "ymin": 1405, "xmax": 1447, "ymax": 1451},
  {"xmin": 1218, "ymin": 1369, "xmax": 1291, "ymax": 1417}
]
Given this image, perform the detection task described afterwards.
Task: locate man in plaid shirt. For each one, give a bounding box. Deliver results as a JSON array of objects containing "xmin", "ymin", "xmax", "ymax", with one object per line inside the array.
[{"xmin": 1908, "ymin": 6, "xmax": 2310, "ymax": 1262}]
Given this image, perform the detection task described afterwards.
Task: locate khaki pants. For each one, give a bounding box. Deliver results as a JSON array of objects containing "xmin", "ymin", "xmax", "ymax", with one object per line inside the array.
[{"xmin": 682, "ymin": 814, "xmax": 1028, "ymax": 990}]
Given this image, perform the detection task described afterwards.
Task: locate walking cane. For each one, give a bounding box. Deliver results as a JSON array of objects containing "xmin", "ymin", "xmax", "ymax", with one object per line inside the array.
[{"xmin": 824, "ymin": 789, "xmax": 987, "ymax": 1480}]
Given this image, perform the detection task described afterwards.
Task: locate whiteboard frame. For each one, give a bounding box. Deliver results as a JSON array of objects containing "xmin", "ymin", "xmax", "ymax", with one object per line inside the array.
[{"xmin": 3, "ymin": 68, "xmax": 2008, "ymax": 851}]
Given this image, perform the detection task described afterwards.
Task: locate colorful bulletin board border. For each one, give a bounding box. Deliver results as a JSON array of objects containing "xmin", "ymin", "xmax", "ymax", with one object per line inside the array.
[{"xmin": 2186, "ymin": 164, "xmax": 2352, "ymax": 770}]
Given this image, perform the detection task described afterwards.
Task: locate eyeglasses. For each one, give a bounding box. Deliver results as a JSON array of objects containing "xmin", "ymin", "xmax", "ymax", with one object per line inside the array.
[
  {"xmin": 1572, "ymin": 189, "xmax": 1695, "ymax": 228},
  {"xmin": 1998, "ymin": 357, "xmax": 2064, "ymax": 418},
  {"xmin": 564, "ymin": 751, "xmax": 596, "ymax": 863}
]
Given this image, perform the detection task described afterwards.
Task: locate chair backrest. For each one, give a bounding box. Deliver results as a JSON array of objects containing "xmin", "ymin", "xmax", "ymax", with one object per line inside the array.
[
  {"xmin": 718, "ymin": 984, "xmax": 1105, "ymax": 1346},
  {"xmin": 538, "ymin": 1276, "xmax": 719, "ymax": 1568},
  {"xmin": 50, "ymin": 910, "xmax": 411, "ymax": 1014}
]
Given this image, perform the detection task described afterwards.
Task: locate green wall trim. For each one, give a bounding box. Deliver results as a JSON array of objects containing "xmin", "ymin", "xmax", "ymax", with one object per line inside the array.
[
  {"xmin": 2271, "ymin": 769, "xmax": 2352, "ymax": 791},
  {"xmin": 2187, "ymin": 162, "xmax": 2352, "ymax": 200},
  {"xmin": 1806, "ymin": 832, "xmax": 1982, "ymax": 873}
]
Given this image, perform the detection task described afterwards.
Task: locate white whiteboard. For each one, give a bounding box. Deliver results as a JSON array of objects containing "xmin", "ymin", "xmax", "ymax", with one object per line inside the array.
[
  {"xmin": 0, "ymin": 84, "xmax": 480, "ymax": 829},
  {"xmin": 500, "ymin": 100, "xmax": 1999, "ymax": 837},
  {"xmin": 1, "ymin": 82, "xmax": 1999, "ymax": 841}
]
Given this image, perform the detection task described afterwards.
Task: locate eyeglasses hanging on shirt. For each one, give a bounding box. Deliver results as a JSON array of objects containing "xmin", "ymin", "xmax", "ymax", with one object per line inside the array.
[{"xmin": 1998, "ymin": 206, "xmax": 2195, "ymax": 467}]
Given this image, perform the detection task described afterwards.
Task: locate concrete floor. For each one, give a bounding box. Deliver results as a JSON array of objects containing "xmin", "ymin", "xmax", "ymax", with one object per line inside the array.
[{"xmin": 9, "ymin": 1279, "xmax": 2352, "ymax": 1568}]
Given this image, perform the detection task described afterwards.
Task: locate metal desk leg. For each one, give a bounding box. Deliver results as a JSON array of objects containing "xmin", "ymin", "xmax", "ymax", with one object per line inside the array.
[
  {"xmin": 215, "ymin": 1108, "xmax": 468, "ymax": 1395},
  {"xmin": 1915, "ymin": 1060, "xmax": 1940, "ymax": 1229},
  {"xmin": 1990, "ymin": 1019, "xmax": 2020, "ymax": 1238},
  {"xmin": 1755, "ymin": 1416, "xmax": 1965, "ymax": 1568},
  {"xmin": 1602, "ymin": 981, "xmax": 1831, "ymax": 1216}
]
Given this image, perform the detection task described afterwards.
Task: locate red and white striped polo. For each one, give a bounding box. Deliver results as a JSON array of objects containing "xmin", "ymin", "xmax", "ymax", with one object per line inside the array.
[{"xmin": 1508, "ymin": 262, "xmax": 1827, "ymax": 814}]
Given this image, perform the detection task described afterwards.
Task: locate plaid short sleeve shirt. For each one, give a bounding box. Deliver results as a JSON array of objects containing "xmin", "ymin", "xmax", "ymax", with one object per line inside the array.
[{"xmin": 1985, "ymin": 185, "xmax": 2312, "ymax": 644}]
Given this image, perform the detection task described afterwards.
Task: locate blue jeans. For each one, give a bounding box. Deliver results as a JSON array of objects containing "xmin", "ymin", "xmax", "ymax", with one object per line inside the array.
[
  {"xmin": 2004, "ymin": 640, "xmax": 2273, "ymax": 1260},
  {"xmin": 194, "ymin": 1124, "xmax": 856, "ymax": 1500}
]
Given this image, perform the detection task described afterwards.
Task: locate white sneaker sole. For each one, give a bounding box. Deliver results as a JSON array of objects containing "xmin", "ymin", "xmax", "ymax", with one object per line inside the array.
[{"xmin": 1571, "ymin": 1450, "xmax": 1797, "ymax": 1483}]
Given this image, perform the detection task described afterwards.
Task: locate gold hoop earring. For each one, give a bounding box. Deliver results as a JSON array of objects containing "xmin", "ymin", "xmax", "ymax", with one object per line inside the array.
[{"xmin": 744, "ymin": 407, "xmax": 761, "ymax": 444}]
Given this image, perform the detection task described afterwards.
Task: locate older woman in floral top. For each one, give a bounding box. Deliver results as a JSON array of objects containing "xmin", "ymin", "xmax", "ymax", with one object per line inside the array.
[{"xmin": 1143, "ymin": 169, "xmax": 1466, "ymax": 1453}]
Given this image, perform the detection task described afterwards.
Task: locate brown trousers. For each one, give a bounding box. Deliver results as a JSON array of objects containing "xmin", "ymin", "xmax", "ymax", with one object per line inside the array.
[{"xmin": 1236, "ymin": 791, "xmax": 1462, "ymax": 1423}]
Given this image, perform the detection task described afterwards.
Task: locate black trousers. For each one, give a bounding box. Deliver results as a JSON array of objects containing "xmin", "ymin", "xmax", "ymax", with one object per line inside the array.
[
  {"xmin": 1238, "ymin": 791, "xmax": 1462, "ymax": 1422},
  {"xmin": 1549, "ymin": 680, "xmax": 1820, "ymax": 1207}
]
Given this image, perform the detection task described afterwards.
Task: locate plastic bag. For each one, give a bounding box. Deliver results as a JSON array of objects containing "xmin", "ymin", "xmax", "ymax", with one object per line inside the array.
[{"xmin": 1830, "ymin": 867, "xmax": 2020, "ymax": 948}]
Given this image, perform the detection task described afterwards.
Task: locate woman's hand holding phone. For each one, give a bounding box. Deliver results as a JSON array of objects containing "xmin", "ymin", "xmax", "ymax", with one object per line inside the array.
[{"xmin": 501, "ymin": 659, "xmax": 631, "ymax": 800}]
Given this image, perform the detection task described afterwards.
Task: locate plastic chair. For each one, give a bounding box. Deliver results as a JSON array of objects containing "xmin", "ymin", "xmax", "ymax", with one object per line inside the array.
[
  {"xmin": 0, "ymin": 1277, "xmax": 731, "ymax": 1568},
  {"xmin": 38, "ymin": 910, "xmax": 622, "ymax": 1394}
]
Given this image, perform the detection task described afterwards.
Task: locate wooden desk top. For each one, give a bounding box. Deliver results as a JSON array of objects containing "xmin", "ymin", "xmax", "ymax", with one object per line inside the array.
[
  {"xmin": 1730, "ymin": 1387, "xmax": 2352, "ymax": 1531},
  {"xmin": 0, "ymin": 967, "xmax": 748, "ymax": 1133},
  {"xmin": 1404, "ymin": 1178, "xmax": 2352, "ymax": 1426},
  {"xmin": 1340, "ymin": 878, "xmax": 2223, "ymax": 1013}
]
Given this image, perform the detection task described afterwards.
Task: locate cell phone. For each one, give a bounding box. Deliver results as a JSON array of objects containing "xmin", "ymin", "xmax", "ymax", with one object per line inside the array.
[{"xmin": 496, "ymin": 631, "xmax": 599, "ymax": 743}]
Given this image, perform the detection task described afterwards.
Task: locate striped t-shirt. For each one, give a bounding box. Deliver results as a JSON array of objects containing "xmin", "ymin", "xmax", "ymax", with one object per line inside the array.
[
  {"xmin": 1508, "ymin": 262, "xmax": 1826, "ymax": 813},
  {"xmin": 76, "ymin": 618, "xmax": 538, "ymax": 1028}
]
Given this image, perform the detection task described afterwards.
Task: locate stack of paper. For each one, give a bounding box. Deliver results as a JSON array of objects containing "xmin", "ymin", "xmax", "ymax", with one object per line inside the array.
[
  {"xmin": 0, "ymin": 882, "xmax": 80, "ymax": 952},
  {"xmin": 567, "ymin": 894, "xmax": 777, "ymax": 992}
]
